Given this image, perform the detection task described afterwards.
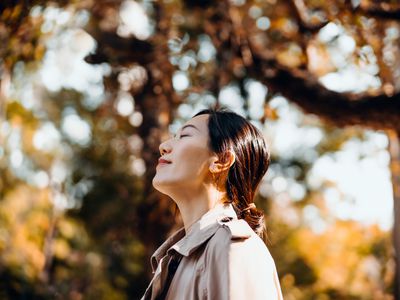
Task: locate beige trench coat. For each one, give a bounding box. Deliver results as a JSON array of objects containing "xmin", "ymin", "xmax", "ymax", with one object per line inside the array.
[{"xmin": 140, "ymin": 202, "xmax": 283, "ymax": 300}]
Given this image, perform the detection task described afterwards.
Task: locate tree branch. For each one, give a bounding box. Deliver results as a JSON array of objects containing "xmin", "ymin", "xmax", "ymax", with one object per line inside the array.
[
  {"xmin": 84, "ymin": 31, "xmax": 153, "ymax": 66},
  {"xmin": 354, "ymin": 0, "xmax": 400, "ymax": 19},
  {"xmin": 290, "ymin": 0, "xmax": 328, "ymax": 32},
  {"xmin": 249, "ymin": 48, "xmax": 400, "ymax": 131}
]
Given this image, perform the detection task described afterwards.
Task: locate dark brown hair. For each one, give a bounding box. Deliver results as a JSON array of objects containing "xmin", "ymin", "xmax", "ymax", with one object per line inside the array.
[{"xmin": 193, "ymin": 106, "xmax": 270, "ymax": 238}]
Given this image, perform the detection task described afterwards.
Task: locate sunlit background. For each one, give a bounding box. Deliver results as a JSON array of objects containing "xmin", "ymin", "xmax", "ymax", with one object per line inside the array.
[{"xmin": 1, "ymin": 0, "xmax": 398, "ymax": 299}]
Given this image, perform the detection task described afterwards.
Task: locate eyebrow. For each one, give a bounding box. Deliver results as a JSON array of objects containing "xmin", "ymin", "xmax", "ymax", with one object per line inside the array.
[
  {"xmin": 173, "ymin": 124, "xmax": 200, "ymax": 137},
  {"xmin": 181, "ymin": 124, "xmax": 200, "ymax": 132}
]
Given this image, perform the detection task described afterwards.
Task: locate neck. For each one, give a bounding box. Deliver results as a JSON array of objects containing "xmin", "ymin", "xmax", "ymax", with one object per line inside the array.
[{"xmin": 171, "ymin": 184, "xmax": 227, "ymax": 234}]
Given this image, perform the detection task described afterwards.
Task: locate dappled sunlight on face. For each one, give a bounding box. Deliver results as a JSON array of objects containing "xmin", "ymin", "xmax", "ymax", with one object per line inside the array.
[{"xmin": 152, "ymin": 114, "xmax": 213, "ymax": 195}]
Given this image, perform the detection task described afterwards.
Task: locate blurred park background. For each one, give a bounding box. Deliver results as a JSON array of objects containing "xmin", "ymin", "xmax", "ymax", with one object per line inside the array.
[{"xmin": 1, "ymin": 0, "xmax": 400, "ymax": 299}]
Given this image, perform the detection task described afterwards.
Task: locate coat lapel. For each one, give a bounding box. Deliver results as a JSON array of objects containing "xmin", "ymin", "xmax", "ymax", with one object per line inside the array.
[{"xmin": 143, "ymin": 203, "xmax": 238, "ymax": 300}]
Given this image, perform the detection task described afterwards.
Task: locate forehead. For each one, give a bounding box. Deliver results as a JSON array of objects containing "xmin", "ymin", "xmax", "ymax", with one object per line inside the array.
[{"xmin": 180, "ymin": 114, "xmax": 209, "ymax": 133}]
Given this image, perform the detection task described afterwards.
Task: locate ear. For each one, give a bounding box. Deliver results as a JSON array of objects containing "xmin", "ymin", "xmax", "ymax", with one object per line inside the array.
[{"xmin": 209, "ymin": 150, "xmax": 236, "ymax": 173}]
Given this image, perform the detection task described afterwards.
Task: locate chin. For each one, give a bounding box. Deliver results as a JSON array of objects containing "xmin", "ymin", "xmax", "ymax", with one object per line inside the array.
[
  {"xmin": 153, "ymin": 177, "xmax": 184, "ymax": 197},
  {"xmin": 152, "ymin": 176, "xmax": 161, "ymax": 190},
  {"xmin": 152, "ymin": 176, "xmax": 170, "ymax": 192}
]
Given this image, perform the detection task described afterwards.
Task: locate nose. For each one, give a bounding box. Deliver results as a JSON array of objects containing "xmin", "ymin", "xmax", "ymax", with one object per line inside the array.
[{"xmin": 159, "ymin": 138, "xmax": 172, "ymax": 156}]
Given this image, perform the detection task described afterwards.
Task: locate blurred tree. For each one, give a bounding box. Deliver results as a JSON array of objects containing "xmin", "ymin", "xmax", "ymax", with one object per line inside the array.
[{"xmin": 1, "ymin": 0, "xmax": 399, "ymax": 299}]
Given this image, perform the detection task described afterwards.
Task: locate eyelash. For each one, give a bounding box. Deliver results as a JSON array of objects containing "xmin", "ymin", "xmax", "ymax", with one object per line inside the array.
[{"xmin": 179, "ymin": 134, "xmax": 189, "ymax": 138}]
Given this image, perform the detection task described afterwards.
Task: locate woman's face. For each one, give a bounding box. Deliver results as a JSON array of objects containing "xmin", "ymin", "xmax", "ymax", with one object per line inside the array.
[{"xmin": 152, "ymin": 114, "xmax": 215, "ymax": 195}]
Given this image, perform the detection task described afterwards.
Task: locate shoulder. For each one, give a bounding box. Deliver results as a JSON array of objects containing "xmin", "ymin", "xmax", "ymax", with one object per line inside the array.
[
  {"xmin": 205, "ymin": 217, "xmax": 253, "ymax": 255},
  {"xmin": 217, "ymin": 217, "xmax": 254, "ymax": 239},
  {"xmin": 203, "ymin": 218, "xmax": 283, "ymax": 299},
  {"xmin": 206, "ymin": 217, "xmax": 274, "ymax": 266}
]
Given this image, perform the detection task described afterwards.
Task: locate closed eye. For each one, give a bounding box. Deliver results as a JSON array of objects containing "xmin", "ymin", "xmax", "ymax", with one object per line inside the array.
[{"xmin": 179, "ymin": 134, "xmax": 189, "ymax": 138}]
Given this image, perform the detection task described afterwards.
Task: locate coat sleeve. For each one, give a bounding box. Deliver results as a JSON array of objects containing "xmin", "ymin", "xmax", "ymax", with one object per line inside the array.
[{"xmin": 205, "ymin": 225, "xmax": 283, "ymax": 300}]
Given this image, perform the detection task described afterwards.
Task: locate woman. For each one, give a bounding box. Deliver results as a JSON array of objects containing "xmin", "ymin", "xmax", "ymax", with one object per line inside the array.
[{"xmin": 141, "ymin": 107, "xmax": 283, "ymax": 300}]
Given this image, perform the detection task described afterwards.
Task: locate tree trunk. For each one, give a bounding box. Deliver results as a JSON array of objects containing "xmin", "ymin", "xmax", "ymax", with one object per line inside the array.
[
  {"xmin": 388, "ymin": 129, "xmax": 400, "ymax": 299},
  {"xmin": 0, "ymin": 66, "xmax": 10, "ymax": 122}
]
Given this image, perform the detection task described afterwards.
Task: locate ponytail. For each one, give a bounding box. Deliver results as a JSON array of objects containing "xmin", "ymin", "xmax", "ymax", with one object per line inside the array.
[{"xmin": 193, "ymin": 107, "xmax": 270, "ymax": 238}]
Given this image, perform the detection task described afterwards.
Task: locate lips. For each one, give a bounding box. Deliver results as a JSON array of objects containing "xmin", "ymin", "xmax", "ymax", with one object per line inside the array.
[{"xmin": 158, "ymin": 158, "xmax": 172, "ymax": 165}]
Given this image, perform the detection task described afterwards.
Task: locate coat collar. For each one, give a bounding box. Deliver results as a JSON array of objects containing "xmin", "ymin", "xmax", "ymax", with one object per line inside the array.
[{"xmin": 150, "ymin": 202, "xmax": 238, "ymax": 273}]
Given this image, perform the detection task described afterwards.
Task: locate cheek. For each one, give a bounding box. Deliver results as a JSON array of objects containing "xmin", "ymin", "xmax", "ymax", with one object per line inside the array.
[
  {"xmin": 178, "ymin": 144, "xmax": 210, "ymax": 168},
  {"xmin": 169, "ymin": 144, "xmax": 211, "ymax": 180},
  {"xmin": 153, "ymin": 142, "xmax": 211, "ymax": 188}
]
